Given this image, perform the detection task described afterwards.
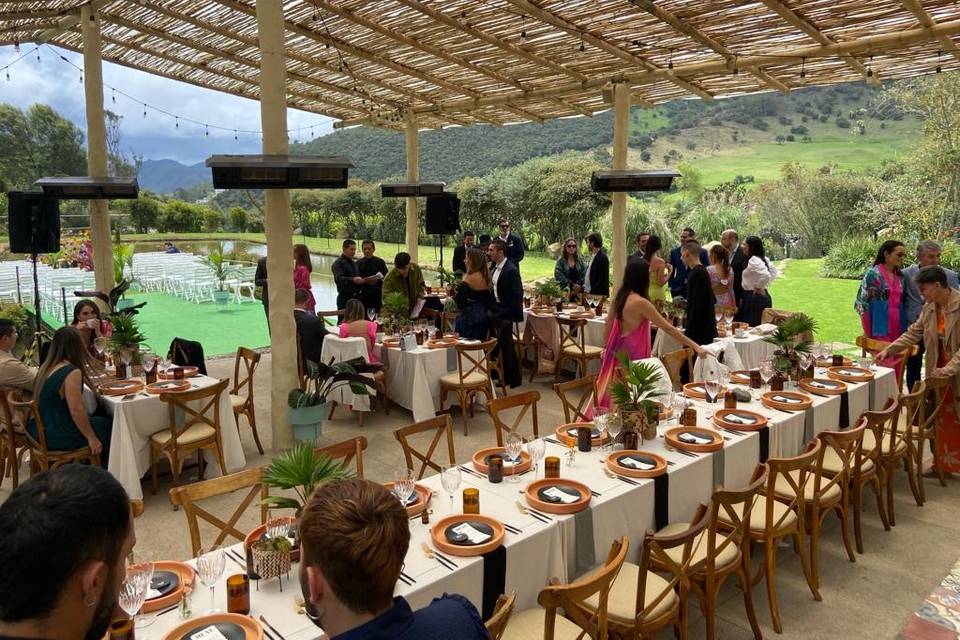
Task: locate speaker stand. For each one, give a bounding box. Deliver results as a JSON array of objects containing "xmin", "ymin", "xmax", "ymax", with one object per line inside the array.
[
  {"xmin": 438, "ymin": 234, "xmax": 444, "ymax": 275},
  {"xmin": 30, "ymin": 253, "xmax": 42, "ymax": 355}
]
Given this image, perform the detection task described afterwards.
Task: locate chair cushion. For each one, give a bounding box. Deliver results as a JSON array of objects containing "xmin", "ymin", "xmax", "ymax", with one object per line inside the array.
[
  {"xmin": 774, "ymin": 469, "xmax": 841, "ymax": 503},
  {"xmin": 895, "ymin": 412, "xmax": 923, "ymax": 435},
  {"xmin": 862, "ymin": 429, "xmax": 907, "ymax": 456},
  {"xmin": 655, "ymin": 523, "xmax": 739, "ymax": 571},
  {"xmin": 501, "ymin": 607, "xmax": 583, "ymax": 640},
  {"xmin": 583, "ymin": 561, "xmax": 677, "ymax": 626},
  {"xmin": 150, "ymin": 424, "xmax": 216, "ymax": 446},
  {"xmin": 440, "ymin": 372, "xmax": 489, "ymax": 387},
  {"xmin": 229, "ymin": 394, "xmax": 246, "ymax": 410},
  {"xmin": 563, "ymin": 344, "xmax": 603, "ymax": 357},
  {"xmin": 822, "ymin": 448, "xmax": 874, "ymax": 475},
  {"xmin": 717, "ymin": 495, "xmax": 797, "ymax": 533}
]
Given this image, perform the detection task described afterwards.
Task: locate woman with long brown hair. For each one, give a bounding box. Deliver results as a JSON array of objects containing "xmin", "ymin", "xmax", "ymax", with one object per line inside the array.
[
  {"xmin": 338, "ymin": 298, "xmax": 379, "ymax": 363},
  {"xmin": 293, "ymin": 244, "xmax": 315, "ymax": 313},
  {"xmin": 553, "ymin": 237, "xmax": 585, "ymax": 299},
  {"xmin": 453, "ymin": 248, "xmax": 494, "ymax": 340},
  {"xmin": 707, "ymin": 244, "xmax": 736, "ymax": 309},
  {"xmin": 70, "ymin": 299, "xmax": 113, "ymax": 361}
]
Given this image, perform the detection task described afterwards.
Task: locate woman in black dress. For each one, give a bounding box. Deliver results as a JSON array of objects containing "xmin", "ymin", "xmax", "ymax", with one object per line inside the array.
[{"xmin": 453, "ymin": 248, "xmax": 495, "ymax": 340}]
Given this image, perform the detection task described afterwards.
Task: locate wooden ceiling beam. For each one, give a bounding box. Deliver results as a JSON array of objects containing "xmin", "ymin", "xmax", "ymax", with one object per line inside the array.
[
  {"xmin": 34, "ymin": 0, "xmax": 111, "ymax": 44},
  {"xmin": 900, "ymin": 0, "xmax": 960, "ymax": 62}
]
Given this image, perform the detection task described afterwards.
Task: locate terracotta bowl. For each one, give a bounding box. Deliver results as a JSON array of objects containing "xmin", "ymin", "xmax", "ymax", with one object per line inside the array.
[
  {"xmin": 683, "ymin": 382, "xmax": 728, "ymax": 400},
  {"xmin": 713, "ymin": 409, "xmax": 768, "ymax": 431},
  {"xmin": 158, "ymin": 366, "xmax": 199, "ymax": 379},
  {"xmin": 606, "ymin": 450, "xmax": 668, "ymax": 478},
  {"xmin": 383, "ymin": 482, "xmax": 432, "ymax": 517},
  {"xmin": 664, "ymin": 427, "xmax": 724, "ymax": 453},
  {"xmin": 145, "ymin": 380, "xmax": 190, "ymax": 394},
  {"xmin": 142, "ymin": 561, "xmax": 194, "ymax": 613},
  {"xmin": 555, "ymin": 422, "xmax": 607, "ymax": 448},
  {"xmin": 161, "ymin": 612, "xmax": 263, "ymax": 640},
  {"xmin": 827, "ymin": 366, "xmax": 874, "ymax": 383},
  {"xmin": 430, "ymin": 514, "xmax": 505, "ymax": 557},
  {"xmin": 99, "ymin": 379, "xmax": 145, "ymax": 396},
  {"xmin": 471, "ymin": 447, "xmax": 532, "ymax": 474},
  {"xmin": 799, "ymin": 378, "xmax": 848, "ymax": 395},
  {"xmin": 524, "ymin": 478, "xmax": 592, "ymax": 514},
  {"xmin": 762, "ymin": 391, "xmax": 813, "ymax": 411}
]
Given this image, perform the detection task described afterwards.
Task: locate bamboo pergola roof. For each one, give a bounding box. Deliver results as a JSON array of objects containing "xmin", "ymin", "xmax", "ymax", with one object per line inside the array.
[{"xmin": 2, "ymin": 0, "xmax": 960, "ymax": 130}]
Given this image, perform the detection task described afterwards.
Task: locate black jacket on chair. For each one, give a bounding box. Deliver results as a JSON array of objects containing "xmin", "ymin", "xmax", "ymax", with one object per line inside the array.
[
  {"xmin": 586, "ymin": 249, "xmax": 610, "ymax": 298},
  {"xmin": 167, "ymin": 338, "xmax": 208, "ymax": 375},
  {"xmin": 295, "ymin": 309, "xmax": 328, "ymax": 365}
]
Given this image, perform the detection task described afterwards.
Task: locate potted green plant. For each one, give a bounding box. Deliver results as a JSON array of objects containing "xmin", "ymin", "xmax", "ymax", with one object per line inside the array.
[
  {"xmin": 608, "ymin": 353, "xmax": 665, "ymax": 442},
  {"xmin": 287, "ymin": 358, "xmax": 380, "ymax": 442},
  {"xmin": 201, "ymin": 243, "xmax": 236, "ymax": 305},
  {"xmin": 381, "ymin": 291, "xmax": 412, "ymax": 335},
  {"xmin": 762, "ymin": 313, "xmax": 817, "ymax": 377},
  {"xmin": 107, "ymin": 313, "xmax": 147, "ymax": 377},
  {"xmin": 435, "ymin": 264, "xmax": 460, "ymax": 294},
  {"xmin": 261, "ymin": 444, "xmax": 354, "ymax": 516},
  {"xmin": 112, "ymin": 245, "xmax": 136, "ymax": 306},
  {"xmin": 533, "ymin": 280, "xmax": 564, "ymax": 307}
]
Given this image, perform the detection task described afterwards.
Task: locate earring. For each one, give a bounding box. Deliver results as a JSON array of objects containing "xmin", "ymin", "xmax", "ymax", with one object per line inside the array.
[{"xmin": 84, "ymin": 594, "xmax": 97, "ymax": 607}]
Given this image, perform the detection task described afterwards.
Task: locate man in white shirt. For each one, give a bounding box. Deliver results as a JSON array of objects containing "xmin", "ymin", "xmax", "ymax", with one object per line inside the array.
[{"xmin": 0, "ymin": 320, "xmax": 35, "ymax": 392}]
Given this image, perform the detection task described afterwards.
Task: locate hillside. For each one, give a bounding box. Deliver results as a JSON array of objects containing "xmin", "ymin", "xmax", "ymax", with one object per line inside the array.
[{"xmin": 138, "ymin": 159, "xmax": 210, "ymax": 194}]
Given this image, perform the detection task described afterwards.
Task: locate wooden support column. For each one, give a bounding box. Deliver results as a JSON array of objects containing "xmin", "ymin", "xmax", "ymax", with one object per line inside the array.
[
  {"xmin": 80, "ymin": 4, "xmax": 114, "ymax": 302},
  {"xmin": 404, "ymin": 112, "xmax": 419, "ymax": 262},
  {"xmin": 611, "ymin": 82, "xmax": 630, "ymax": 292},
  {"xmin": 256, "ymin": 0, "xmax": 296, "ymax": 450}
]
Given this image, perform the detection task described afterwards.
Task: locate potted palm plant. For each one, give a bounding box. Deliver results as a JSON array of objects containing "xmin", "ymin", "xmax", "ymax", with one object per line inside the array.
[
  {"xmin": 381, "ymin": 291, "xmax": 412, "ymax": 335},
  {"xmin": 533, "ymin": 280, "xmax": 564, "ymax": 307},
  {"xmin": 762, "ymin": 313, "xmax": 817, "ymax": 378},
  {"xmin": 608, "ymin": 353, "xmax": 665, "ymax": 442},
  {"xmin": 287, "ymin": 358, "xmax": 380, "ymax": 442},
  {"xmin": 107, "ymin": 313, "xmax": 147, "ymax": 378},
  {"xmin": 201, "ymin": 243, "xmax": 236, "ymax": 305},
  {"xmin": 261, "ymin": 444, "xmax": 354, "ymax": 517}
]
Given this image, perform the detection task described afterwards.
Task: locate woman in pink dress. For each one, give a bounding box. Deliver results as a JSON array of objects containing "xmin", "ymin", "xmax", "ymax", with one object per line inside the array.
[
  {"xmin": 293, "ymin": 244, "xmax": 315, "ymax": 313},
  {"xmin": 855, "ymin": 240, "xmax": 907, "ymax": 378},
  {"xmin": 595, "ymin": 259, "xmax": 709, "ymax": 412},
  {"xmin": 338, "ymin": 299, "xmax": 379, "ymax": 363}
]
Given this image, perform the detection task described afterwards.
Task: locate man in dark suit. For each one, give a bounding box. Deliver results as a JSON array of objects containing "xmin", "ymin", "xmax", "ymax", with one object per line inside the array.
[
  {"xmin": 332, "ymin": 239, "xmax": 362, "ymax": 310},
  {"xmin": 496, "ymin": 218, "xmax": 525, "ymax": 272},
  {"xmin": 584, "ymin": 232, "xmax": 610, "ymax": 298},
  {"xmin": 722, "ymin": 229, "xmax": 747, "ymax": 311},
  {"xmin": 668, "ymin": 227, "xmax": 709, "ymax": 299},
  {"xmin": 255, "ymin": 255, "xmax": 269, "ymax": 330},
  {"xmin": 451, "ymin": 230, "xmax": 475, "ymax": 275},
  {"xmin": 357, "ymin": 239, "xmax": 388, "ymax": 313},
  {"xmin": 294, "ymin": 288, "xmax": 328, "ymax": 366},
  {"xmin": 487, "ymin": 239, "xmax": 522, "ymax": 387}
]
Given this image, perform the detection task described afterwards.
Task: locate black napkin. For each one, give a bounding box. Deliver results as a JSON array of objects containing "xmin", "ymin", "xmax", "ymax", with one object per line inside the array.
[
  {"xmin": 839, "ymin": 392, "xmax": 850, "ymax": 429},
  {"xmin": 759, "ymin": 426, "xmax": 770, "ymax": 463},
  {"xmin": 481, "ymin": 545, "xmax": 507, "ymax": 621},
  {"xmin": 654, "ymin": 474, "xmax": 669, "ymax": 530}
]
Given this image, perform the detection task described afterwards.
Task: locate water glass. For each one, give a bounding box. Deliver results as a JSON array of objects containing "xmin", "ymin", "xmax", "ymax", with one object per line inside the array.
[
  {"xmin": 392, "ymin": 469, "xmax": 415, "ymax": 505},
  {"xmin": 505, "ymin": 433, "xmax": 524, "ymax": 483},
  {"xmin": 440, "ymin": 464, "xmax": 461, "ymax": 514},
  {"xmin": 527, "ymin": 438, "xmax": 546, "ymax": 478},
  {"xmin": 593, "ymin": 407, "xmax": 609, "ymax": 450},
  {"xmin": 606, "ymin": 412, "xmax": 622, "ymax": 449},
  {"xmin": 197, "ymin": 546, "xmax": 226, "ymax": 615},
  {"xmin": 119, "ymin": 561, "xmax": 154, "ymax": 628},
  {"xmin": 93, "ymin": 336, "xmax": 108, "ymax": 358}
]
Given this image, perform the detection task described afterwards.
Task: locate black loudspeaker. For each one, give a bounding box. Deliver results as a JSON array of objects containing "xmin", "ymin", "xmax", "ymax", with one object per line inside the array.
[
  {"xmin": 425, "ymin": 193, "xmax": 460, "ymax": 235},
  {"xmin": 7, "ymin": 192, "xmax": 60, "ymax": 254}
]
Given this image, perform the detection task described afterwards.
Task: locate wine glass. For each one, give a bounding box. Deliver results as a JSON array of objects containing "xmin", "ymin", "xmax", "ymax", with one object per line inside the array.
[
  {"xmin": 440, "ymin": 464, "xmax": 461, "ymax": 514},
  {"xmin": 505, "ymin": 432, "xmax": 524, "ymax": 483},
  {"xmin": 759, "ymin": 360, "xmax": 775, "ymax": 390},
  {"xmin": 141, "ymin": 353, "xmax": 157, "ymax": 377},
  {"xmin": 93, "ymin": 336, "xmax": 108, "ymax": 359},
  {"xmin": 119, "ymin": 348, "xmax": 134, "ymax": 379},
  {"xmin": 527, "ymin": 438, "xmax": 546, "ymax": 479},
  {"xmin": 605, "ymin": 412, "xmax": 622, "ymax": 450},
  {"xmin": 367, "ymin": 307, "xmax": 377, "ymax": 322},
  {"xmin": 122, "ymin": 559, "xmax": 155, "ymax": 628},
  {"xmin": 593, "ymin": 407, "xmax": 610, "ymax": 451},
  {"xmin": 714, "ymin": 310, "xmax": 723, "ymax": 325},
  {"xmin": 703, "ymin": 371, "xmax": 722, "ymax": 420},
  {"xmin": 672, "ymin": 394, "xmax": 688, "ymax": 425},
  {"xmin": 196, "ymin": 546, "xmax": 225, "ymax": 614},
  {"xmin": 392, "ymin": 469, "xmax": 415, "ymax": 505},
  {"xmin": 723, "ymin": 311, "xmax": 734, "ymax": 328}
]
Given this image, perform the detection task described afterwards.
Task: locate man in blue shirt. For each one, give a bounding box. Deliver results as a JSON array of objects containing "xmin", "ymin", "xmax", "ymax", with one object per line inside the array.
[
  {"xmin": 298, "ymin": 479, "xmax": 488, "ymax": 640},
  {"xmin": 668, "ymin": 227, "xmax": 709, "ymax": 299},
  {"xmin": 902, "ymin": 240, "xmax": 960, "ymax": 390}
]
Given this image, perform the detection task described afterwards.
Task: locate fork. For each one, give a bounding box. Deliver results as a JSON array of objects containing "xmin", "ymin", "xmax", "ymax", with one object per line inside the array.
[{"xmin": 420, "ymin": 542, "xmax": 456, "ymax": 570}]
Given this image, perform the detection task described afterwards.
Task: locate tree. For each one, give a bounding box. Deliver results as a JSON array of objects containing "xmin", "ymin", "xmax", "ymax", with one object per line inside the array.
[
  {"xmin": 104, "ymin": 110, "xmax": 141, "ymax": 177},
  {"xmin": 229, "ymin": 206, "xmax": 249, "ymax": 232},
  {"xmin": 200, "ymin": 206, "xmax": 223, "ymax": 232},
  {"xmin": 0, "ymin": 103, "xmax": 86, "ymax": 192},
  {"xmin": 775, "ymin": 135, "xmax": 785, "ymax": 145},
  {"xmin": 127, "ymin": 195, "xmax": 162, "ymax": 233},
  {"xmin": 159, "ymin": 200, "xmax": 203, "ymax": 232}
]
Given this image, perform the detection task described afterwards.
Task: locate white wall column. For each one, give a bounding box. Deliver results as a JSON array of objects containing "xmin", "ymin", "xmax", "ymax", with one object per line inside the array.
[{"xmin": 404, "ymin": 112, "xmax": 419, "ymax": 262}]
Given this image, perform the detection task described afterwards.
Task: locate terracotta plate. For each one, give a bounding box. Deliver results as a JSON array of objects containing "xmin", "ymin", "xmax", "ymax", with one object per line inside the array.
[
  {"xmin": 383, "ymin": 482, "xmax": 432, "ymax": 517},
  {"xmin": 827, "ymin": 366, "xmax": 874, "ymax": 383},
  {"xmin": 142, "ymin": 561, "xmax": 194, "ymax": 613},
  {"xmin": 664, "ymin": 427, "xmax": 724, "ymax": 453},
  {"xmin": 524, "ymin": 478, "xmax": 592, "ymax": 514},
  {"xmin": 427, "ymin": 339, "xmax": 457, "ymax": 349},
  {"xmin": 762, "ymin": 391, "xmax": 813, "ymax": 411},
  {"xmin": 158, "ymin": 366, "xmax": 199, "ymax": 379},
  {"xmin": 729, "ymin": 370, "xmax": 754, "ymax": 385},
  {"xmin": 430, "ymin": 514, "xmax": 505, "ymax": 557},
  {"xmin": 443, "ymin": 332, "xmax": 460, "ymax": 339},
  {"xmin": 683, "ymin": 382, "xmax": 728, "ymax": 400},
  {"xmin": 555, "ymin": 422, "xmax": 607, "ymax": 448},
  {"xmin": 817, "ymin": 356, "xmax": 853, "ymax": 367},
  {"xmin": 799, "ymin": 377, "xmax": 848, "ymax": 395},
  {"xmin": 713, "ymin": 409, "xmax": 768, "ymax": 431},
  {"xmin": 162, "ymin": 612, "xmax": 263, "ymax": 640},
  {"xmin": 99, "ymin": 379, "xmax": 145, "ymax": 396},
  {"xmin": 606, "ymin": 450, "xmax": 668, "ymax": 478},
  {"xmin": 145, "ymin": 380, "xmax": 191, "ymax": 394},
  {"xmin": 471, "ymin": 447, "xmax": 532, "ymax": 474}
]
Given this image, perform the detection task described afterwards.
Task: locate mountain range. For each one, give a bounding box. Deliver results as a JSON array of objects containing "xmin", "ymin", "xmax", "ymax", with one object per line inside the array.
[{"xmin": 137, "ymin": 158, "xmax": 210, "ymax": 194}]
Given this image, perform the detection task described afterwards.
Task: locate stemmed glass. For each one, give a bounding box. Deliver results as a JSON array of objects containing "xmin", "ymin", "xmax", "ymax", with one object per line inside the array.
[
  {"xmin": 723, "ymin": 311, "xmax": 734, "ymax": 330},
  {"xmin": 120, "ymin": 559, "xmax": 155, "ymax": 628},
  {"xmin": 196, "ymin": 546, "xmax": 225, "ymax": 615},
  {"xmin": 93, "ymin": 336, "xmax": 108, "ymax": 359},
  {"xmin": 440, "ymin": 464, "xmax": 461, "ymax": 514},
  {"xmin": 594, "ymin": 407, "xmax": 610, "ymax": 451},
  {"xmin": 605, "ymin": 412, "xmax": 622, "ymax": 450},
  {"xmin": 714, "ymin": 310, "xmax": 723, "ymax": 325},
  {"xmin": 672, "ymin": 393, "xmax": 688, "ymax": 426},
  {"xmin": 367, "ymin": 308, "xmax": 377, "ymax": 322},
  {"xmin": 119, "ymin": 348, "xmax": 134, "ymax": 379},
  {"xmin": 141, "ymin": 353, "xmax": 157, "ymax": 378},
  {"xmin": 703, "ymin": 371, "xmax": 722, "ymax": 420},
  {"xmin": 527, "ymin": 438, "xmax": 546, "ymax": 479},
  {"xmin": 759, "ymin": 360, "xmax": 775, "ymax": 392},
  {"xmin": 392, "ymin": 469, "xmax": 415, "ymax": 505},
  {"xmin": 505, "ymin": 432, "xmax": 524, "ymax": 483}
]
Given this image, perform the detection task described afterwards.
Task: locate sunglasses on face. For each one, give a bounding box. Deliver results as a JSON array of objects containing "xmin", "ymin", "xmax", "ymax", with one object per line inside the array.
[{"xmin": 500, "ymin": 224, "xmax": 509, "ymax": 229}]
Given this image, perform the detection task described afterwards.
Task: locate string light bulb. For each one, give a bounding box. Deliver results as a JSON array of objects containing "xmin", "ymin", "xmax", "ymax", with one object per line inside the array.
[
  {"xmin": 143, "ymin": 104, "xmax": 147, "ymax": 118},
  {"xmin": 866, "ymin": 55, "xmax": 874, "ymax": 78},
  {"xmin": 936, "ymin": 50, "xmax": 943, "ymax": 73},
  {"xmin": 520, "ymin": 14, "xmax": 526, "ymax": 41},
  {"xmin": 732, "ymin": 56, "xmax": 739, "ymax": 75},
  {"xmin": 205, "ymin": 125, "xmax": 209, "ymax": 137},
  {"xmin": 175, "ymin": 117, "xmax": 179, "ymax": 129},
  {"xmin": 579, "ymin": 32, "xmax": 585, "ymax": 52},
  {"xmin": 800, "ymin": 57, "xmax": 806, "ymax": 78},
  {"xmin": 234, "ymin": 130, "xmax": 238, "ymax": 141},
  {"xmin": 4, "ymin": 68, "xmax": 9, "ymax": 82},
  {"xmin": 668, "ymin": 49, "xmax": 674, "ymax": 70}
]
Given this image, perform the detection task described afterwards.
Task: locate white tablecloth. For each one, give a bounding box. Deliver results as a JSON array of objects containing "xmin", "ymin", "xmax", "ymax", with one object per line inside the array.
[{"xmin": 102, "ymin": 374, "xmax": 246, "ymax": 502}]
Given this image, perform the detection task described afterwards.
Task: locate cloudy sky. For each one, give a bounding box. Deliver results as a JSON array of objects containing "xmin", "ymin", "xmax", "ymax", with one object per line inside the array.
[{"xmin": 0, "ymin": 44, "xmax": 335, "ymax": 165}]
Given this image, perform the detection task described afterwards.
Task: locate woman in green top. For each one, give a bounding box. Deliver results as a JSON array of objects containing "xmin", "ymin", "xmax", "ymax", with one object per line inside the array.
[
  {"xmin": 554, "ymin": 237, "xmax": 586, "ymax": 300},
  {"xmin": 644, "ymin": 235, "xmax": 671, "ymax": 303},
  {"xmin": 30, "ymin": 326, "xmax": 112, "ymax": 465}
]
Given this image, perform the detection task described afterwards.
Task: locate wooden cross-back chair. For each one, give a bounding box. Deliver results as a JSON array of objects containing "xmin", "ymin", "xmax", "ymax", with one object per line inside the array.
[
  {"xmin": 653, "ymin": 465, "xmax": 767, "ymax": 640},
  {"xmin": 856, "ymin": 335, "xmax": 917, "ymax": 392},
  {"xmin": 914, "ymin": 376, "xmax": 951, "ymax": 498},
  {"xmin": 489, "ymin": 391, "xmax": 540, "ymax": 447},
  {"xmin": 0, "ymin": 388, "xmax": 28, "ymax": 489},
  {"xmin": 230, "ymin": 346, "xmax": 263, "ymax": 454},
  {"xmin": 555, "ymin": 316, "xmax": 603, "ymax": 381},
  {"xmin": 393, "ymin": 415, "xmax": 456, "ymax": 480},
  {"xmin": 502, "ymin": 537, "xmax": 628, "ymax": 640},
  {"xmin": 553, "ymin": 375, "xmax": 598, "ymax": 424},
  {"xmin": 315, "ymin": 436, "xmax": 368, "ymax": 479},
  {"xmin": 440, "ymin": 338, "xmax": 496, "ymax": 435},
  {"xmin": 169, "ymin": 466, "xmax": 268, "ymax": 557},
  {"xmin": 7, "ymin": 390, "xmax": 100, "ymax": 472},
  {"xmin": 761, "ymin": 308, "xmax": 815, "ymax": 342},
  {"xmin": 151, "ymin": 378, "xmax": 230, "ymax": 495},
  {"xmin": 485, "ymin": 591, "xmax": 517, "ymax": 640},
  {"xmin": 660, "ymin": 347, "xmax": 695, "ymax": 391},
  {"xmin": 896, "ymin": 381, "xmax": 927, "ymax": 510},
  {"xmin": 846, "ymin": 402, "xmax": 896, "ymax": 552},
  {"xmin": 719, "ymin": 440, "xmax": 822, "ymax": 634}
]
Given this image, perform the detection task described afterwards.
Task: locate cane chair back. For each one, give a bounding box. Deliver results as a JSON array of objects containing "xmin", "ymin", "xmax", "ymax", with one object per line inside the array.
[
  {"xmin": 394, "ymin": 415, "xmax": 456, "ymax": 480},
  {"xmin": 451, "ymin": 338, "xmax": 496, "ymax": 386},
  {"xmin": 0, "ymin": 388, "xmax": 27, "ymax": 488},
  {"xmin": 489, "ymin": 391, "xmax": 540, "ymax": 447},
  {"xmin": 230, "ymin": 346, "xmax": 263, "ymax": 454},
  {"xmin": 315, "ymin": 436, "xmax": 368, "ymax": 479},
  {"xmin": 556, "ymin": 316, "xmax": 602, "ymax": 380},
  {"xmin": 554, "ymin": 375, "xmax": 598, "ymax": 424},
  {"xmin": 486, "ymin": 591, "xmax": 517, "ymax": 640},
  {"xmin": 898, "ymin": 381, "xmax": 927, "ymax": 507},
  {"xmin": 660, "ymin": 348, "xmax": 695, "ymax": 391},
  {"xmin": 856, "ymin": 336, "xmax": 916, "ymax": 391}
]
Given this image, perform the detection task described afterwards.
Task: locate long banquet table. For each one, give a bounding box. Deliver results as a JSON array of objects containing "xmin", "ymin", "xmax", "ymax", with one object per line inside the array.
[{"xmin": 140, "ymin": 365, "xmax": 898, "ymax": 639}]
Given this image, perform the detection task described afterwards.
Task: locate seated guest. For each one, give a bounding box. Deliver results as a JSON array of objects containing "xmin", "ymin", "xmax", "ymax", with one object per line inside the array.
[
  {"xmin": 0, "ymin": 465, "xmax": 135, "ymax": 640},
  {"xmin": 554, "ymin": 237, "xmax": 586, "ymax": 299},
  {"xmin": 382, "ymin": 252, "xmax": 426, "ymax": 318},
  {"xmin": 70, "ymin": 299, "xmax": 112, "ymax": 361},
  {"xmin": 451, "ymin": 230, "xmax": 475, "ymax": 275},
  {"xmin": 30, "ymin": 326, "xmax": 112, "ymax": 465},
  {"xmin": 584, "ymin": 232, "xmax": 610, "ymax": 298},
  {"xmin": 163, "ymin": 241, "xmax": 180, "ymax": 254},
  {"xmin": 295, "ymin": 288, "xmax": 328, "ymax": 366},
  {"xmin": 339, "ymin": 299, "xmax": 379, "ymax": 363},
  {"xmin": 0, "ymin": 319, "xmax": 36, "ymax": 391},
  {"xmin": 454, "ymin": 248, "xmax": 494, "ymax": 341},
  {"xmin": 682, "ymin": 240, "xmax": 718, "ymax": 346},
  {"xmin": 299, "ymin": 478, "xmax": 487, "ymax": 639}
]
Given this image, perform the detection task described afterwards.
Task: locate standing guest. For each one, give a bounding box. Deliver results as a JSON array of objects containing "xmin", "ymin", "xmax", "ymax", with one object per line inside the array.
[
  {"xmin": 255, "ymin": 255, "xmax": 269, "ymax": 327},
  {"xmin": 30, "ymin": 326, "xmax": 112, "ymax": 466},
  {"xmin": 668, "ymin": 227, "xmax": 709, "ymax": 299},
  {"xmin": 631, "ymin": 231, "xmax": 651, "ymax": 260},
  {"xmin": 332, "ymin": 239, "xmax": 362, "ymax": 310},
  {"xmin": 453, "ymin": 248, "xmax": 494, "ymax": 341},
  {"xmin": 451, "ymin": 230, "xmax": 476, "ymax": 275},
  {"xmin": 478, "ymin": 234, "xmax": 492, "ymax": 254},
  {"xmin": 496, "ymin": 218, "xmax": 525, "ymax": 271},
  {"xmin": 554, "ymin": 237, "xmax": 586, "ymax": 299},
  {"xmin": 595, "ymin": 259, "xmax": 707, "ymax": 411},
  {"xmin": 0, "ymin": 465, "xmax": 135, "ymax": 640},
  {"xmin": 721, "ymin": 229, "xmax": 747, "ymax": 312},
  {"xmin": 487, "ymin": 239, "xmax": 523, "ymax": 387},
  {"xmin": 644, "ymin": 235, "xmax": 670, "ymax": 305},
  {"xmin": 299, "ymin": 479, "xmax": 487, "ymax": 640},
  {"xmin": 855, "ymin": 239, "xmax": 908, "ymax": 374},
  {"xmin": 740, "ymin": 236, "xmax": 778, "ymax": 326},
  {"xmin": 707, "ymin": 244, "xmax": 737, "ymax": 309},
  {"xmin": 70, "ymin": 300, "xmax": 113, "ymax": 361},
  {"xmin": 584, "ymin": 232, "xmax": 610, "ymax": 298},
  {"xmin": 0, "ymin": 319, "xmax": 35, "ymax": 391},
  {"xmin": 683, "ymin": 241, "xmax": 718, "ymax": 346},
  {"xmin": 294, "ymin": 244, "xmax": 315, "ymax": 313},
  {"xmin": 339, "ymin": 299, "xmax": 379, "ymax": 364},
  {"xmin": 382, "ymin": 252, "xmax": 426, "ymax": 318},
  {"xmin": 295, "ymin": 288, "xmax": 328, "ymax": 366},
  {"xmin": 901, "ymin": 240, "xmax": 960, "ymax": 391},
  {"xmin": 163, "ymin": 241, "xmax": 180, "ymax": 254},
  {"xmin": 358, "ymin": 240, "xmax": 388, "ymax": 314}
]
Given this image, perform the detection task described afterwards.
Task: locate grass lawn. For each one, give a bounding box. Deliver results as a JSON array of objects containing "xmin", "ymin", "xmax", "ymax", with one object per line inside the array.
[{"xmin": 768, "ymin": 258, "xmax": 861, "ymax": 345}]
